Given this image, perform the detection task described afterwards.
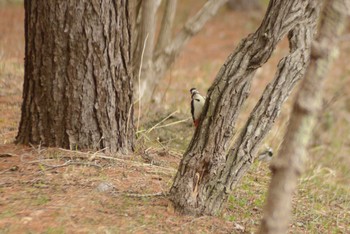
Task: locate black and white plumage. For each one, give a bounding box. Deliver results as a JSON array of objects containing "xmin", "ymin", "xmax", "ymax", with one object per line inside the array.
[
  {"xmin": 190, "ymin": 88, "xmax": 206, "ymax": 127},
  {"xmin": 258, "ymin": 146, "xmax": 274, "ymax": 162}
]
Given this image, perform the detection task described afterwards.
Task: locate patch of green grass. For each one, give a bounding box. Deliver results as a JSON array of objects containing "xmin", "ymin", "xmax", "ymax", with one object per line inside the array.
[
  {"xmin": 43, "ymin": 227, "xmax": 65, "ymax": 234},
  {"xmin": 32, "ymin": 195, "xmax": 50, "ymax": 206},
  {"xmin": 224, "ymin": 214, "xmax": 236, "ymax": 222},
  {"xmin": 0, "ymin": 210, "xmax": 15, "ymax": 219},
  {"xmin": 0, "ymin": 1, "xmax": 22, "ymax": 7}
]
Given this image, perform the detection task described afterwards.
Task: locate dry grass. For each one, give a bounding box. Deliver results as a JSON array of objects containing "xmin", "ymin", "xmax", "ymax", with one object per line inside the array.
[{"xmin": 0, "ymin": 1, "xmax": 349, "ymax": 233}]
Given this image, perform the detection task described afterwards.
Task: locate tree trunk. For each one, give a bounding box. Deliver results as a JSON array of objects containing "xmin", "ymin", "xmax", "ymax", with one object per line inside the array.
[
  {"xmin": 17, "ymin": 0, "xmax": 134, "ymax": 154},
  {"xmin": 227, "ymin": 0, "xmax": 261, "ymax": 10},
  {"xmin": 170, "ymin": 0, "xmax": 320, "ymax": 216},
  {"xmin": 259, "ymin": 0, "xmax": 348, "ymax": 233},
  {"xmin": 155, "ymin": 0, "xmax": 177, "ymax": 55},
  {"xmin": 135, "ymin": 0, "xmax": 160, "ymax": 101}
]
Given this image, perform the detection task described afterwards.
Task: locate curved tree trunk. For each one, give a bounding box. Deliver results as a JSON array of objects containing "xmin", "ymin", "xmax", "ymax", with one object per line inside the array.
[
  {"xmin": 259, "ymin": 0, "xmax": 348, "ymax": 233},
  {"xmin": 17, "ymin": 0, "xmax": 134, "ymax": 154},
  {"xmin": 170, "ymin": 0, "xmax": 321, "ymax": 216}
]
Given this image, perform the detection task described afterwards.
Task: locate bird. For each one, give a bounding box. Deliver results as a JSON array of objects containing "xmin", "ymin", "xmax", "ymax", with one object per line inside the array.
[
  {"xmin": 257, "ymin": 146, "xmax": 274, "ymax": 162},
  {"xmin": 190, "ymin": 88, "xmax": 206, "ymax": 127}
]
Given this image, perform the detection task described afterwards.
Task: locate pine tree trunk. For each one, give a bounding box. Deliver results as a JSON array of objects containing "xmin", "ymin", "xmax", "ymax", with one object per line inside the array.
[
  {"xmin": 170, "ymin": 0, "xmax": 320, "ymax": 216},
  {"xmin": 17, "ymin": 0, "xmax": 134, "ymax": 154}
]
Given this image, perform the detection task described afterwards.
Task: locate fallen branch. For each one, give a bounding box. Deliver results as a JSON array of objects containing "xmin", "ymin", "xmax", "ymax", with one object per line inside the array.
[
  {"xmin": 0, "ymin": 166, "xmax": 19, "ymax": 175},
  {"xmin": 36, "ymin": 160, "xmax": 102, "ymax": 170},
  {"xmin": 57, "ymin": 148, "xmax": 177, "ymax": 173}
]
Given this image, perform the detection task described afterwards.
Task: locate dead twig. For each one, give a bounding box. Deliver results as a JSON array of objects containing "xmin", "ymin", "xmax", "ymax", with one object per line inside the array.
[
  {"xmin": 0, "ymin": 153, "xmax": 18, "ymax": 157},
  {"xmin": 136, "ymin": 116, "xmax": 190, "ymax": 134},
  {"xmin": 0, "ymin": 166, "xmax": 19, "ymax": 175},
  {"xmin": 35, "ymin": 160, "xmax": 102, "ymax": 171},
  {"xmin": 57, "ymin": 148, "xmax": 177, "ymax": 173},
  {"xmin": 182, "ymin": 216, "xmax": 209, "ymax": 226},
  {"xmin": 122, "ymin": 191, "xmax": 168, "ymax": 198}
]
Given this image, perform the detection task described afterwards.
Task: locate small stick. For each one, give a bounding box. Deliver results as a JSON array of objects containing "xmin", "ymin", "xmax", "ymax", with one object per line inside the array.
[
  {"xmin": 57, "ymin": 148, "xmax": 177, "ymax": 172},
  {"xmin": 38, "ymin": 161, "xmax": 102, "ymax": 170},
  {"xmin": 122, "ymin": 191, "xmax": 168, "ymax": 197},
  {"xmin": 136, "ymin": 117, "xmax": 190, "ymax": 134}
]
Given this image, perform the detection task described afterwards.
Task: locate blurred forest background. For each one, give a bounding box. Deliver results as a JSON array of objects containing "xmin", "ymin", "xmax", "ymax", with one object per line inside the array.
[{"xmin": 0, "ymin": 0, "xmax": 349, "ymax": 233}]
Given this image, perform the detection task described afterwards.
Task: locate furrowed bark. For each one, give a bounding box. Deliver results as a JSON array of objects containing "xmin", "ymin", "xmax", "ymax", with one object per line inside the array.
[
  {"xmin": 259, "ymin": 0, "xmax": 348, "ymax": 233},
  {"xmin": 170, "ymin": 0, "xmax": 320, "ymax": 216},
  {"xmin": 17, "ymin": 0, "xmax": 134, "ymax": 154}
]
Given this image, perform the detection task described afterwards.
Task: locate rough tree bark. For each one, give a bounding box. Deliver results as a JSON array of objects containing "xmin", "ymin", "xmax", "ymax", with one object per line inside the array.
[
  {"xmin": 227, "ymin": 0, "xmax": 261, "ymax": 11},
  {"xmin": 259, "ymin": 0, "xmax": 348, "ymax": 233},
  {"xmin": 17, "ymin": 0, "xmax": 134, "ymax": 154},
  {"xmin": 170, "ymin": 0, "xmax": 321, "ymax": 216}
]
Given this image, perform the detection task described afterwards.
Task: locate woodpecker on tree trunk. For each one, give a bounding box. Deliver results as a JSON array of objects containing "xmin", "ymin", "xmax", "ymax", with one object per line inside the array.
[{"xmin": 190, "ymin": 88, "xmax": 206, "ymax": 127}]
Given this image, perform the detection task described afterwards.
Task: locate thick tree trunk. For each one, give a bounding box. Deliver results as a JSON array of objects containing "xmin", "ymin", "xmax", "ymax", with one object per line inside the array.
[
  {"xmin": 17, "ymin": 0, "xmax": 134, "ymax": 154},
  {"xmin": 170, "ymin": 0, "xmax": 320, "ymax": 216},
  {"xmin": 259, "ymin": 0, "xmax": 348, "ymax": 233},
  {"xmin": 227, "ymin": 0, "xmax": 261, "ymax": 11}
]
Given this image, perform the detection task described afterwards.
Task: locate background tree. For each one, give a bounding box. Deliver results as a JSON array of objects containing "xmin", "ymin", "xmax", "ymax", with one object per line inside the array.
[
  {"xmin": 170, "ymin": 0, "xmax": 321, "ymax": 215},
  {"xmin": 259, "ymin": 0, "xmax": 349, "ymax": 233},
  {"xmin": 227, "ymin": 0, "xmax": 262, "ymax": 11},
  {"xmin": 133, "ymin": 0, "xmax": 229, "ymax": 102},
  {"xmin": 16, "ymin": 0, "xmax": 134, "ymax": 154}
]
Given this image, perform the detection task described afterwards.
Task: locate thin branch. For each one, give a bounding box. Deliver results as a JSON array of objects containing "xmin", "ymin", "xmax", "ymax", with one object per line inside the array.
[
  {"xmin": 136, "ymin": 117, "xmax": 191, "ymax": 134},
  {"xmin": 145, "ymin": 110, "xmax": 178, "ymax": 134}
]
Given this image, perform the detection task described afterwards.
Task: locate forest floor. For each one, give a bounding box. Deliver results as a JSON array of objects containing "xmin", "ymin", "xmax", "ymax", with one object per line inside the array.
[{"xmin": 1, "ymin": 1, "xmax": 350, "ymax": 233}]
